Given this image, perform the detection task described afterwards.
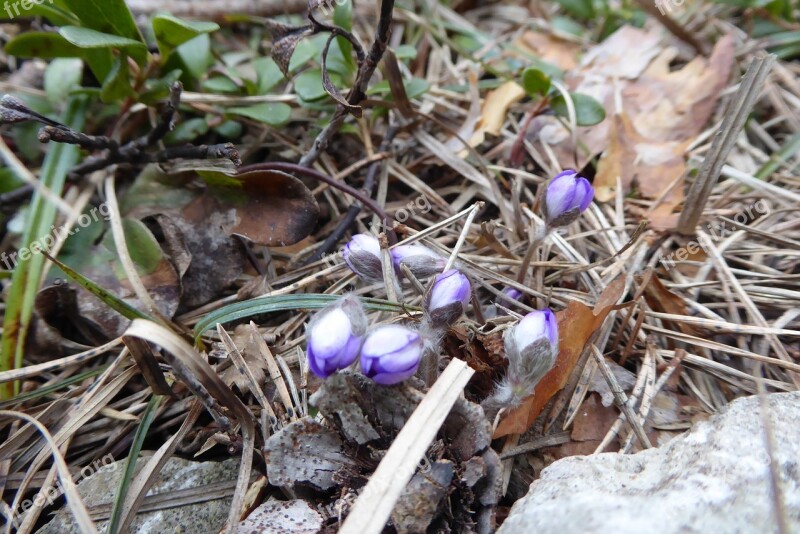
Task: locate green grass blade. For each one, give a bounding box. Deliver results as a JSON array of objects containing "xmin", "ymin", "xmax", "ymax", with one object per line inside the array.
[
  {"xmin": 0, "ymin": 96, "xmax": 87, "ymax": 399},
  {"xmin": 107, "ymin": 394, "xmax": 163, "ymax": 534},
  {"xmin": 42, "ymin": 252, "xmax": 152, "ymax": 321},
  {"xmin": 193, "ymin": 294, "xmax": 415, "ymax": 340}
]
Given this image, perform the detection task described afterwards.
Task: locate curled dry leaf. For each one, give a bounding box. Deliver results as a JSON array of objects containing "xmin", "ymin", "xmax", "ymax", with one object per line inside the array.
[
  {"xmin": 493, "ymin": 277, "xmax": 626, "ymax": 438},
  {"xmin": 227, "ymin": 170, "xmax": 319, "ymax": 247}
]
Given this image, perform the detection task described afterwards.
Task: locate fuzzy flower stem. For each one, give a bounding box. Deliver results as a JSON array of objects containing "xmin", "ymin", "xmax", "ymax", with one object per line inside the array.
[{"xmin": 516, "ymin": 223, "xmax": 549, "ymax": 285}]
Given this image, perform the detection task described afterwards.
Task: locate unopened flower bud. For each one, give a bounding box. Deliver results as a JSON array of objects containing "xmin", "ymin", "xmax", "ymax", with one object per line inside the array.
[
  {"xmin": 501, "ymin": 287, "xmax": 523, "ymax": 302},
  {"xmin": 343, "ymin": 234, "xmax": 382, "ymax": 281},
  {"xmin": 391, "ymin": 244, "xmax": 446, "ymax": 278},
  {"xmin": 505, "ymin": 308, "xmax": 558, "ymax": 390},
  {"xmin": 482, "ymin": 308, "xmax": 559, "ymax": 421},
  {"xmin": 542, "ymin": 170, "xmax": 594, "ymax": 228},
  {"xmin": 423, "ymin": 269, "xmax": 471, "ymax": 328},
  {"xmin": 306, "ymin": 295, "xmax": 368, "ymax": 379},
  {"xmin": 360, "ymin": 325, "xmax": 423, "ymax": 385}
]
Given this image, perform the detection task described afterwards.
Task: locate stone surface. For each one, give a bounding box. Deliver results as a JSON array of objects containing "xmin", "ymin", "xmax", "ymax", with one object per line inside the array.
[
  {"xmin": 499, "ymin": 392, "xmax": 800, "ymax": 534},
  {"xmin": 236, "ymin": 499, "xmax": 323, "ymax": 533},
  {"xmin": 39, "ymin": 456, "xmax": 238, "ymax": 534}
]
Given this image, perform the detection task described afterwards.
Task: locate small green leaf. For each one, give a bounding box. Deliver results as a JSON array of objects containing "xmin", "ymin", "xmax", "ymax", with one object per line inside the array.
[
  {"xmin": 556, "ymin": 0, "xmax": 595, "ymax": 20},
  {"xmin": 367, "ymin": 78, "xmax": 430, "ymax": 100},
  {"xmin": 120, "ymin": 219, "xmax": 163, "ymax": 274},
  {"xmin": 20, "ymin": 4, "xmax": 81, "ymax": 25},
  {"xmin": 176, "ymin": 34, "xmax": 213, "ymax": 80},
  {"xmin": 294, "ymin": 68, "xmax": 327, "ymax": 101},
  {"xmin": 5, "ymin": 32, "xmax": 83, "ymax": 59},
  {"xmin": 152, "ymin": 14, "xmax": 219, "ymax": 60},
  {"xmin": 227, "ymin": 103, "xmax": 292, "ymax": 126},
  {"xmin": 44, "ymin": 58, "xmax": 84, "ymax": 105},
  {"xmin": 59, "ymin": 26, "xmax": 146, "ymax": 51},
  {"xmin": 521, "ymin": 67, "xmax": 550, "ymax": 97},
  {"xmin": 58, "ymin": 0, "xmax": 143, "ymax": 43},
  {"xmin": 394, "ymin": 45, "xmax": 418, "ymax": 60},
  {"xmin": 163, "ymin": 117, "xmax": 209, "ymax": 144},
  {"xmin": 202, "ymin": 76, "xmax": 240, "ymax": 93},
  {"xmin": 551, "ymin": 92, "xmax": 606, "ymax": 126},
  {"xmin": 101, "ymin": 55, "xmax": 135, "ymax": 103},
  {"xmin": 253, "ymin": 57, "xmax": 284, "ymax": 95}
]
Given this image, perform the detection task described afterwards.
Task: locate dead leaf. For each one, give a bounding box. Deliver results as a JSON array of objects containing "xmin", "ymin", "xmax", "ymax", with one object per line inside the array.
[
  {"xmin": 468, "ymin": 81, "xmax": 526, "ymax": 148},
  {"xmin": 637, "ymin": 273, "xmax": 702, "ymax": 337},
  {"xmin": 227, "ymin": 170, "xmax": 319, "ymax": 247},
  {"xmin": 516, "ymin": 31, "xmax": 580, "ymax": 71},
  {"xmin": 493, "ymin": 277, "xmax": 625, "ymax": 438}
]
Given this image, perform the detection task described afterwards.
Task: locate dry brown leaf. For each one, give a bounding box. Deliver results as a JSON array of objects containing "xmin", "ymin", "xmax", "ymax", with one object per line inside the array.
[
  {"xmin": 516, "ymin": 31, "xmax": 581, "ymax": 71},
  {"xmin": 493, "ymin": 277, "xmax": 626, "ymax": 438},
  {"xmin": 638, "ymin": 273, "xmax": 702, "ymax": 337},
  {"xmin": 469, "ymin": 81, "xmax": 526, "ymax": 147}
]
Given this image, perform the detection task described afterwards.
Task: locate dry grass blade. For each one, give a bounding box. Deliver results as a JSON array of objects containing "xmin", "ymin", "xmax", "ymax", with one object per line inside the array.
[
  {"xmin": 0, "ymin": 411, "xmax": 96, "ymax": 533},
  {"xmin": 122, "ymin": 320, "xmax": 254, "ymax": 531},
  {"xmin": 339, "ymin": 359, "xmax": 474, "ymax": 534}
]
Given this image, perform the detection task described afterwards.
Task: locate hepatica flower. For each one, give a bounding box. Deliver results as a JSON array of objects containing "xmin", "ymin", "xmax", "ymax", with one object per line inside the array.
[
  {"xmin": 424, "ymin": 269, "xmax": 471, "ymax": 328},
  {"xmin": 542, "ymin": 170, "xmax": 594, "ymax": 228},
  {"xmin": 306, "ymin": 296, "xmax": 368, "ymax": 379},
  {"xmin": 391, "ymin": 244, "xmax": 446, "ymax": 279},
  {"xmin": 343, "ymin": 234, "xmax": 383, "ymax": 281},
  {"xmin": 483, "ymin": 308, "xmax": 559, "ymax": 419},
  {"xmin": 505, "ymin": 308, "xmax": 559, "ymax": 392},
  {"xmin": 360, "ymin": 325, "xmax": 424, "ymax": 385}
]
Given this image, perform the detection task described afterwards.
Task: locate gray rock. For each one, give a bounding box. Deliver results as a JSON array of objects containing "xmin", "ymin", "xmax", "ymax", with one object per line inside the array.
[
  {"xmin": 39, "ymin": 456, "xmax": 239, "ymax": 534},
  {"xmin": 236, "ymin": 499, "xmax": 323, "ymax": 533},
  {"xmin": 499, "ymin": 392, "xmax": 800, "ymax": 534}
]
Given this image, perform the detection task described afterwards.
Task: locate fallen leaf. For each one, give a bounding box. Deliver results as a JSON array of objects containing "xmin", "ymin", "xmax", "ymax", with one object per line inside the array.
[
  {"xmin": 493, "ymin": 276, "xmax": 625, "ymax": 438},
  {"xmin": 637, "ymin": 273, "xmax": 702, "ymax": 337},
  {"xmin": 468, "ymin": 81, "xmax": 526, "ymax": 147},
  {"xmin": 516, "ymin": 31, "xmax": 580, "ymax": 71}
]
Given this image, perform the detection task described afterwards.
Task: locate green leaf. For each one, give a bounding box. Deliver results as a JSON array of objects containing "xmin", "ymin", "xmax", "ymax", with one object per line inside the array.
[
  {"xmin": 57, "ymin": 0, "xmax": 143, "ymax": 43},
  {"xmin": 551, "ymin": 92, "xmax": 606, "ymax": 126},
  {"xmin": 294, "ymin": 68, "xmax": 328, "ymax": 101},
  {"xmin": 59, "ymin": 26, "xmax": 147, "ymax": 52},
  {"xmin": 0, "ymin": 96, "xmax": 88, "ymax": 399},
  {"xmin": 367, "ymin": 78, "xmax": 430, "ymax": 100},
  {"xmin": 394, "ymin": 44, "xmax": 418, "ymax": 60},
  {"xmin": 101, "ymin": 55, "xmax": 135, "ymax": 102},
  {"xmin": 44, "ymin": 58, "xmax": 84, "ymax": 105},
  {"xmin": 227, "ymin": 103, "xmax": 292, "ymax": 126},
  {"xmin": 5, "ymin": 32, "xmax": 84, "ymax": 59},
  {"xmin": 163, "ymin": 117, "xmax": 209, "ymax": 144},
  {"xmin": 176, "ymin": 33, "xmax": 213, "ymax": 79},
  {"xmin": 42, "ymin": 252, "xmax": 151, "ymax": 321},
  {"xmin": 119, "ymin": 219, "xmax": 163, "ymax": 274},
  {"xmin": 556, "ymin": 0, "xmax": 595, "ymax": 20},
  {"xmin": 253, "ymin": 57, "xmax": 284, "ymax": 95},
  {"xmin": 107, "ymin": 395, "xmax": 163, "ymax": 534},
  {"xmin": 19, "ymin": 3, "xmax": 81, "ymax": 25},
  {"xmin": 521, "ymin": 67, "xmax": 550, "ymax": 97},
  {"xmin": 193, "ymin": 294, "xmax": 414, "ymax": 341},
  {"xmin": 202, "ymin": 76, "xmax": 240, "ymax": 93},
  {"xmin": 152, "ymin": 13, "xmax": 219, "ymax": 60}
]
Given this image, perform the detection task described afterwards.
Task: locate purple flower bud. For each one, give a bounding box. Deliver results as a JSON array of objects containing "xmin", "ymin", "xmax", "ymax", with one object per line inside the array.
[
  {"xmin": 501, "ymin": 287, "xmax": 524, "ymax": 302},
  {"xmin": 343, "ymin": 234, "xmax": 382, "ymax": 281},
  {"xmin": 306, "ymin": 296, "xmax": 368, "ymax": 379},
  {"xmin": 390, "ymin": 244, "xmax": 446, "ymax": 278},
  {"xmin": 504, "ymin": 308, "xmax": 558, "ymax": 390},
  {"xmin": 360, "ymin": 325, "xmax": 423, "ymax": 385},
  {"xmin": 423, "ymin": 269, "xmax": 471, "ymax": 328},
  {"xmin": 542, "ymin": 170, "xmax": 594, "ymax": 227}
]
